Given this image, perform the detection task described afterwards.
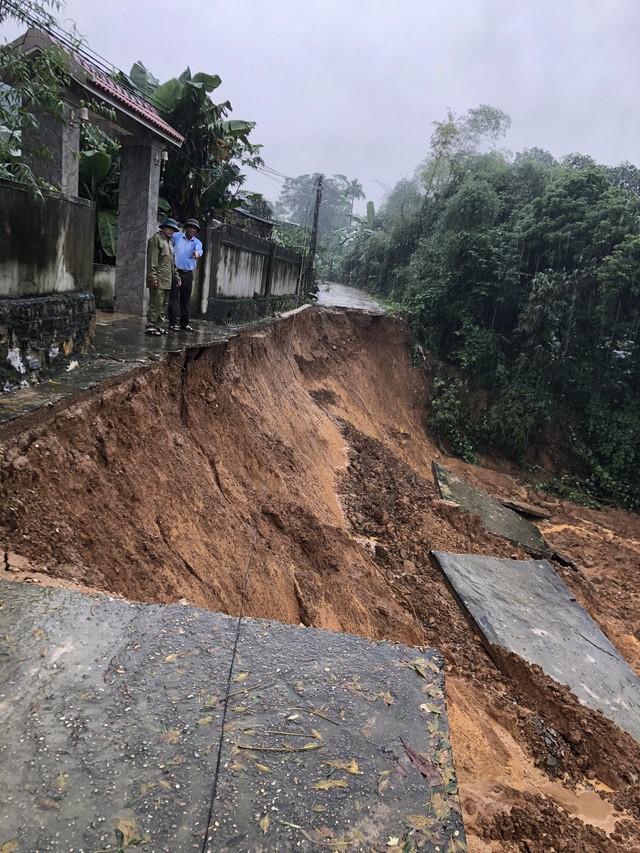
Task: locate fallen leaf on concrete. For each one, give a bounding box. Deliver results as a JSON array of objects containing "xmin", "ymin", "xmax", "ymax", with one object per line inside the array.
[
  {"xmin": 403, "ymin": 743, "xmax": 440, "ymax": 784},
  {"xmin": 326, "ymin": 759, "xmax": 362, "ymax": 775},
  {"xmin": 116, "ymin": 818, "xmax": 145, "ymax": 848},
  {"xmin": 259, "ymin": 814, "xmax": 270, "ymax": 835},
  {"xmin": 430, "ymin": 792, "xmax": 451, "ymax": 822},
  {"xmin": 313, "ymin": 779, "xmax": 348, "ymax": 790},
  {"xmin": 406, "ymin": 814, "xmax": 432, "ymax": 830},
  {"xmin": 161, "ymin": 729, "xmax": 181, "ymax": 744},
  {"xmin": 419, "ymin": 702, "xmax": 441, "ymax": 715}
]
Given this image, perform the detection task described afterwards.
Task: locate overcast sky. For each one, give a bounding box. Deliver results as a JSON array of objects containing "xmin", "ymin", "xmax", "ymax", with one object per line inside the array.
[{"xmin": 3, "ymin": 1, "xmax": 639, "ymax": 211}]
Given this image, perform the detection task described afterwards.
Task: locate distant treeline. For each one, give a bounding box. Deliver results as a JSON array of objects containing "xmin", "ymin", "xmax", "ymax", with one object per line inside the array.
[{"xmin": 342, "ymin": 107, "xmax": 640, "ymax": 510}]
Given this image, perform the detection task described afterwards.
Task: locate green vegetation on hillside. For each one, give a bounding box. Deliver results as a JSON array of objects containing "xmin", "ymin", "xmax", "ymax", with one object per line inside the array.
[{"xmin": 343, "ymin": 107, "xmax": 640, "ymax": 510}]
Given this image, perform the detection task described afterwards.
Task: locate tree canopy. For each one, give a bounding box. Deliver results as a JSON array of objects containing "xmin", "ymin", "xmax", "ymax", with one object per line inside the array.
[
  {"xmin": 343, "ymin": 107, "xmax": 640, "ymax": 510},
  {"xmin": 125, "ymin": 62, "xmax": 262, "ymax": 223}
]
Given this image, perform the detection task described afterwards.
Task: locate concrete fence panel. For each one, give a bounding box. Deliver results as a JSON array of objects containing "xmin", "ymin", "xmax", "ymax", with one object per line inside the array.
[
  {"xmin": 269, "ymin": 245, "xmax": 302, "ymax": 296},
  {"xmin": 216, "ymin": 227, "xmax": 271, "ymax": 299},
  {"xmin": 199, "ymin": 224, "xmax": 302, "ymax": 323}
]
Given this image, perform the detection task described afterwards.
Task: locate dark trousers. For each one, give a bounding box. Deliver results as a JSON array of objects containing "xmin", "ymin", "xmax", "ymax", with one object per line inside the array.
[{"xmin": 168, "ymin": 269, "xmax": 194, "ymax": 327}]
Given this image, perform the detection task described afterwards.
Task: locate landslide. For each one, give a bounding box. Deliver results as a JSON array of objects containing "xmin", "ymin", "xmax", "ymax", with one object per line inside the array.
[{"xmin": 1, "ymin": 306, "xmax": 640, "ymax": 852}]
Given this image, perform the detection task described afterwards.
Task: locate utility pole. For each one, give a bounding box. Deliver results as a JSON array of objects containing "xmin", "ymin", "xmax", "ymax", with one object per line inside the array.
[{"xmin": 305, "ymin": 173, "xmax": 323, "ymax": 295}]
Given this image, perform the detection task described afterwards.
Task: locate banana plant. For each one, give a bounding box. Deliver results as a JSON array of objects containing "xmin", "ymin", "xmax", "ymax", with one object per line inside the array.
[
  {"xmin": 78, "ymin": 128, "xmax": 119, "ymax": 260},
  {"xmin": 125, "ymin": 62, "xmax": 261, "ymax": 222}
]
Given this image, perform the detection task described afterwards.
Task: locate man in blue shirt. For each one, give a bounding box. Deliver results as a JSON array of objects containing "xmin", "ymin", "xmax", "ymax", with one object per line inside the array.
[{"xmin": 169, "ymin": 218, "xmax": 203, "ymax": 332}]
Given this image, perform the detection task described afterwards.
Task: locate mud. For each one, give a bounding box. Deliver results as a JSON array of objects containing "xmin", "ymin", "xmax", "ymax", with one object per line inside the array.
[{"xmin": 1, "ymin": 306, "xmax": 639, "ymax": 851}]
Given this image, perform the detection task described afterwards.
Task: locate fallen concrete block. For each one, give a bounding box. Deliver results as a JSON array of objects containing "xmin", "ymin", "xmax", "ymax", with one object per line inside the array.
[
  {"xmin": 431, "ymin": 551, "xmax": 640, "ymax": 743},
  {"xmin": 432, "ymin": 462, "xmax": 551, "ymax": 556}
]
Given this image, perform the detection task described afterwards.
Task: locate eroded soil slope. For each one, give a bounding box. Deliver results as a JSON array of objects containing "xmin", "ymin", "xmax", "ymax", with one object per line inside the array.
[{"xmin": 1, "ymin": 306, "xmax": 640, "ymax": 851}]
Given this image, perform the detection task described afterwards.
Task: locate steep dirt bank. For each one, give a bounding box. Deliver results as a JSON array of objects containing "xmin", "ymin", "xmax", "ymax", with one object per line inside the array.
[{"xmin": 1, "ymin": 306, "xmax": 639, "ymax": 851}]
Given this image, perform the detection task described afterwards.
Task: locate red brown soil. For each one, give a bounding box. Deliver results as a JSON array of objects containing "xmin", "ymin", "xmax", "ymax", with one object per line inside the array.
[{"xmin": 1, "ymin": 306, "xmax": 639, "ymax": 851}]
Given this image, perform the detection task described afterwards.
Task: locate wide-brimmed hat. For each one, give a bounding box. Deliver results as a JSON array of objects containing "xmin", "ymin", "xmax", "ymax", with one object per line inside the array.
[
  {"xmin": 185, "ymin": 218, "xmax": 201, "ymax": 230},
  {"xmin": 160, "ymin": 218, "xmax": 180, "ymax": 232}
]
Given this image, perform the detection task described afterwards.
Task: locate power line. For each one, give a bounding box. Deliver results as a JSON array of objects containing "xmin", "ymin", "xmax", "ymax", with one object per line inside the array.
[{"xmin": 7, "ymin": 4, "xmax": 325, "ymax": 223}]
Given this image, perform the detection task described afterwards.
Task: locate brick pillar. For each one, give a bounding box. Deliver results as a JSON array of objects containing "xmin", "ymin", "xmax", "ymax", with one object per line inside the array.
[
  {"xmin": 114, "ymin": 137, "xmax": 163, "ymax": 315},
  {"xmin": 21, "ymin": 98, "xmax": 80, "ymax": 195}
]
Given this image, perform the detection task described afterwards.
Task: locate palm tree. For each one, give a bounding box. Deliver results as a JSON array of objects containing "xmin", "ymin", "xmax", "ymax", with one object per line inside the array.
[{"xmin": 346, "ymin": 178, "xmax": 365, "ymax": 217}]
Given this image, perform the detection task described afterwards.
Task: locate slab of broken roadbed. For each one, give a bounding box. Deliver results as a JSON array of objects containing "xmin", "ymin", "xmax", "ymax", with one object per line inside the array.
[{"xmin": 1, "ymin": 305, "xmax": 639, "ymax": 851}]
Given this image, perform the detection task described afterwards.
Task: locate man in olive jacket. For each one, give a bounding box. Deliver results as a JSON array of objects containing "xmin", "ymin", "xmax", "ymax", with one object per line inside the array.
[{"xmin": 146, "ymin": 218, "xmax": 181, "ymax": 335}]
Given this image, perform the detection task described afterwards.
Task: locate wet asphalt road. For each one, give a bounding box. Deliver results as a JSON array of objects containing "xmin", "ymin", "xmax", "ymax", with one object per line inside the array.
[{"xmin": 316, "ymin": 282, "xmax": 383, "ymax": 312}]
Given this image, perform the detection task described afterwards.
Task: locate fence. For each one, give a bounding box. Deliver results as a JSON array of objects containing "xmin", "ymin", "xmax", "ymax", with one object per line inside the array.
[{"xmin": 198, "ymin": 224, "xmax": 302, "ymax": 318}]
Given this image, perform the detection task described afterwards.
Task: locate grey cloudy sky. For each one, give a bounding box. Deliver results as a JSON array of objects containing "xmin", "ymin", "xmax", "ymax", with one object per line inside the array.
[{"xmin": 3, "ymin": 1, "xmax": 639, "ymax": 210}]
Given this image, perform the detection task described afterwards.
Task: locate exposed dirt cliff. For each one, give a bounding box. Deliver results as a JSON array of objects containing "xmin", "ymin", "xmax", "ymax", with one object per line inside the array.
[{"xmin": 2, "ymin": 306, "xmax": 639, "ymax": 851}]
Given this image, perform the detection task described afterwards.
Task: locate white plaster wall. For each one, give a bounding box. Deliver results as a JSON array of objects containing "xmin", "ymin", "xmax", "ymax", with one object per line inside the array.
[
  {"xmin": 93, "ymin": 264, "xmax": 116, "ymax": 303},
  {"xmin": 269, "ymin": 258, "xmax": 300, "ymax": 296},
  {"xmin": 216, "ymin": 245, "xmax": 267, "ymax": 298}
]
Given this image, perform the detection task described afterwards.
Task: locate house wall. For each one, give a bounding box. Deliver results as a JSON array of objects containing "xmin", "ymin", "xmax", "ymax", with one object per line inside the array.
[{"xmin": 93, "ymin": 263, "xmax": 116, "ymax": 309}]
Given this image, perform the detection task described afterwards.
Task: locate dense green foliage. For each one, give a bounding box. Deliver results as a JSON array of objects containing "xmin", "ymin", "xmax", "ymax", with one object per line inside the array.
[
  {"xmin": 78, "ymin": 126, "xmax": 119, "ymax": 260},
  {"xmin": 343, "ymin": 107, "xmax": 640, "ymax": 510}
]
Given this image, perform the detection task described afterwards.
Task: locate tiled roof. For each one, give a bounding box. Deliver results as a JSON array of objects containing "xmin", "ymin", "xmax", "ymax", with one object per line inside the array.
[
  {"xmin": 75, "ymin": 53, "xmax": 184, "ymax": 145},
  {"xmin": 20, "ymin": 28, "xmax": 184, "ymax": 145}
]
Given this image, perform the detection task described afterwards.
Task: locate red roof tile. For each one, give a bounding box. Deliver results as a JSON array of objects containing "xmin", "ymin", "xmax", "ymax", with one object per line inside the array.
[{"xmin": 74, "ymin": 54, "xmax": 184, "ymax": 145}]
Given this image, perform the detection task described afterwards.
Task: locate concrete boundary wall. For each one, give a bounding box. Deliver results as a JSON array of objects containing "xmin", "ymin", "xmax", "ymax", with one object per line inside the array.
[
  {"xmin": 200, "ymin": 224, "xmax": 302, "ymax": 317},
  {"xmin": 0, "ymin": 178, "xmax": 95, "ymax": 298}
]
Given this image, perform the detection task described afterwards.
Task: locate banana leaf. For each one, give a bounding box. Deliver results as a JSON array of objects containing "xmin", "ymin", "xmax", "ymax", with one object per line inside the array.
[
  {"xmin": 79, "ymin": 150, "xmax": 112, "ymax": 199},
  {"xmin": 98, "ymin": 210, "xmax": 118, "ymax": 258},
  {"xmin": 150, "ymin": 78, "xmax": 183, "ymax": 112},
  {"xmin": 129, "ymin": 61, "xmax": 159, "ymax": 99}
]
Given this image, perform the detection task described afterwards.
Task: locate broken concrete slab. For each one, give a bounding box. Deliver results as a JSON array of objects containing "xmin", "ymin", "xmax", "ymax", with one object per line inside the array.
[
  {"xmin": 432, "ymin": 462, "xmax": 550, "ymax": 556},
  {"xmin": 431, "ymin": 552, "xmax": 640, "ymax": 743},
  {"xmin": 499, "ymin": 498, "xmax": 551, "ymax": 520},
  {"xmin": 208, "ymin": 620, "xmax": 465, "ymax": 852},
  {"xmin": 0, "ymin": 580, "xmax": 465, "ymax": 851}
]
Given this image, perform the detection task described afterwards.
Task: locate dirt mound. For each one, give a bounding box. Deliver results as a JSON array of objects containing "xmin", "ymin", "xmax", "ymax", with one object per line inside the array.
[{"xmin": 1, "ymin": 306, "xmax": 639, "ymax": 850}]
